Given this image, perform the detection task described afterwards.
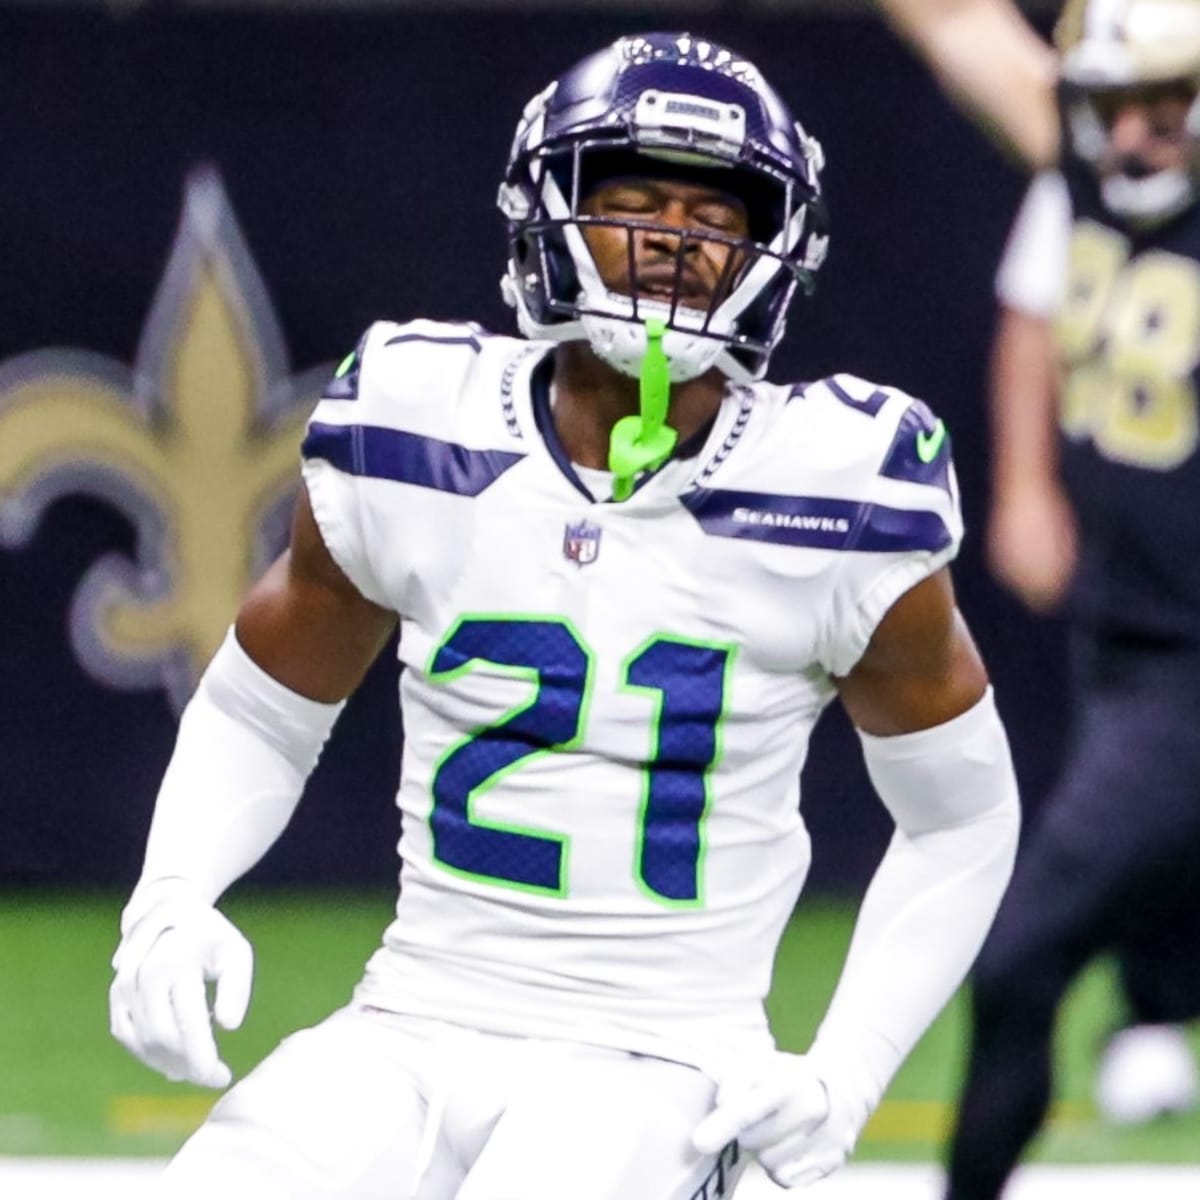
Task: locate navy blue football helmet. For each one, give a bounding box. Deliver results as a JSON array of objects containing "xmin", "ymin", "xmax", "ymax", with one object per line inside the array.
[{"xmin": 498, "ymin": 33, "xmax": 828, "ymax": 383}]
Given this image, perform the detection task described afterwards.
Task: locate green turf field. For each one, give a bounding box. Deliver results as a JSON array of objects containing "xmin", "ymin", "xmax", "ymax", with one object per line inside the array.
[{"xmin": 2, "ymin": 890, "xmax": 1197, "ymax": 1164}]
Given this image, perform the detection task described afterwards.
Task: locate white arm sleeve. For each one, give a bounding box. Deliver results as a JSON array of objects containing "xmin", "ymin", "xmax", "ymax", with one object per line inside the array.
[
  {"xmin": 126, "ymin": 628, "xmax": 344, "ymax": 922},
  {"xmin": 994, "ymin": 170, "xmax": 1071, "ymax": 317},
  {"xmin": 806, "ymin": 688, "xmax": 1020, "ymax": 1130}
]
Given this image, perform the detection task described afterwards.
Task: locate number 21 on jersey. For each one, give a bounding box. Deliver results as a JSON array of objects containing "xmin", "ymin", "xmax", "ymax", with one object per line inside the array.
[{"xmin": 426, "ymin": 616, "xmax": 735, "ymax": 907}]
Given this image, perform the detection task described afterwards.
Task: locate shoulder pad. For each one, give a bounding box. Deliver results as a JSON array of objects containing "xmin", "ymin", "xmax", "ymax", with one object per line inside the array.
[
  {"xmin": 319, "ymin": 319, "xmax": 494, "ymax": 403},
  {"xmin": 375, "ymin": 318, "xmax": 492, "ymax": 355},
  {"xmin": 796, "ymin": 374, "xmax": 953, "ymax": 485},
  {"xmin": 877, "ymin": 396, "xmax": 954, "ymax": 493},
  {"xmin": 800, "ymin": 373, "xmax": 894, "ymax": 419}
]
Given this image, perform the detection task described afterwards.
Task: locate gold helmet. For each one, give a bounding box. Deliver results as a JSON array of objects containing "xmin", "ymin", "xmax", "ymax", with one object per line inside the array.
[
  {"xmin": 1056, "ymin": 0, "xmax": 1200, "ymax": 87},
  {"xmin": 1055, "ymin": 0, "xmax": 1200, "ymax": 222}
]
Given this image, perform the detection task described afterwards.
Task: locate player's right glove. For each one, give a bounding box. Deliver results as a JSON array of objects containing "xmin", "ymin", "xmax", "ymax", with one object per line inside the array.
[
  {"xmin": 691, "ymin": 1050, "xmax": 864, "ymax": 1188},
  {"xmin": 109, "ymin": 880, "xmax": 253, "ymax": 1089}
]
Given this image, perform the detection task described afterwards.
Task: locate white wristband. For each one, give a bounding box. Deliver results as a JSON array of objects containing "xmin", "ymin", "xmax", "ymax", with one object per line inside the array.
[
  {"xmin": 129, "ymin": 628, "xmax": 344, "ymax": 918},
  {"xmin": 858, "ymin": 685, "xmax": 1018, "ymax": 835}
]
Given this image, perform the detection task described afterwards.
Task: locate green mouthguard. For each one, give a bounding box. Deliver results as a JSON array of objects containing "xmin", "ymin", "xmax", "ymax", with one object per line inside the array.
[{"xmin": 608, "ymin": 317, "xmax": 678, "ymax": 502}]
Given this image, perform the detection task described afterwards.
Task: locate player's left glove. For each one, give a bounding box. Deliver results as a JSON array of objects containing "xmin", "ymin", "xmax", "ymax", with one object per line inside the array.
[{"xmin": 691, "ymin": 1051, "xmax": 862, "ymax": 1189}]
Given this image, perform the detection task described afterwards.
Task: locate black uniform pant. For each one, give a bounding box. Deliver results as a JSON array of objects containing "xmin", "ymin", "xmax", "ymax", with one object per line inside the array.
[{"xmin": 944, "ymin": 635, "xmax": 1200, "ymax": 1200}]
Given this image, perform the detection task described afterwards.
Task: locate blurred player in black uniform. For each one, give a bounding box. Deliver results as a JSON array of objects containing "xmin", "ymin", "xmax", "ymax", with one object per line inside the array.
[{"xmin": 879, "ymin": 0, "xmax": 1200, "ymax": 1193}]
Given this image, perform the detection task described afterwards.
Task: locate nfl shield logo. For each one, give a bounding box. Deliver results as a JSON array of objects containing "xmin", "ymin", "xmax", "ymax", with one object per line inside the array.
[{"xmin": 563, "ymin": 519, "xmax": 601, "ymax": 566}]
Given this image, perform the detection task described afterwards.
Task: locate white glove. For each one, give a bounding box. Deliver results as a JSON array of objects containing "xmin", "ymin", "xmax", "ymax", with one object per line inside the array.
[
  {"xmin": 109, "ymin": 882, "xmax": 253, "ymax": 1088},
  {"xmin": 691, "ymin": 1051, "xmax": 860, "ymax": 1189}
]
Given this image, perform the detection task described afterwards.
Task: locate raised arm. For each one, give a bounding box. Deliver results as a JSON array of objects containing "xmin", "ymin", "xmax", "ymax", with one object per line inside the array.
[
  {"xmin": 109, "ymin": 484, "xmax": 396, "ymax": 1088},
  {"xmin": 876, "ymin": 0, "xmax": 1060, "ymax": 169}
]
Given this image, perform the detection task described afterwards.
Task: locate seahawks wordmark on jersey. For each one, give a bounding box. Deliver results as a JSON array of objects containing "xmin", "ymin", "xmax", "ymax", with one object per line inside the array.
[{"xmin": 302, "ymin": 320, "xmax": 962, "ymax": 1076}]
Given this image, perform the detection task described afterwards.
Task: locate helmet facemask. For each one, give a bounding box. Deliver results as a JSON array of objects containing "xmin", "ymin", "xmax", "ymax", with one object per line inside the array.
[
  {"xmin": 504, "ymin": 141, "xmax": 813, "ymax": 383},
  {"xmin": 499, "ymin": 38, "xmax": 828, "ymax": 384},
  {"xmin": 1063, "ymin": 77, "xmax": 1200, "ymax": 224}
]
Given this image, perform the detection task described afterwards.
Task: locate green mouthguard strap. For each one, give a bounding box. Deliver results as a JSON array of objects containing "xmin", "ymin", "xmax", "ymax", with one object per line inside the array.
[{"xmin": 608, "ymin": 317, "xmax": 678, "ymax": 502}]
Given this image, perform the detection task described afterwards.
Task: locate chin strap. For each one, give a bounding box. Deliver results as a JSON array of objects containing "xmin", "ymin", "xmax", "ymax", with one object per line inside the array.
[{"xmin": 608, "ymin": 317, "xmax": 678, "ymax": 502}]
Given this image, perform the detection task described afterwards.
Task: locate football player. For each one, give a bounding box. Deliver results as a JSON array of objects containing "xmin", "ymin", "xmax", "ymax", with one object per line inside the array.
[
  {"xmin": 108, "ymin": 32, "xmax": 1019, "ymax": 1199},
  {"xmin": 879, "ymin": 0, "xmax": 1200, "ymax": 1193}
]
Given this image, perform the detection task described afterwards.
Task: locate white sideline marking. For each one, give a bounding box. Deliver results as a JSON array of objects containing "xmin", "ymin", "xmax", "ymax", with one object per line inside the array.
[{"xmin": 1, "ymin": 1159, "xmax": 1199, "ymax": 1198}]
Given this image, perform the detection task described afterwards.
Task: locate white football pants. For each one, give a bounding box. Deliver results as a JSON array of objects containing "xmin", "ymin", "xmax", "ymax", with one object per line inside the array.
[{"xmin": 155, "ymin": 1004, "xmax": 742, "ymax": 1200}]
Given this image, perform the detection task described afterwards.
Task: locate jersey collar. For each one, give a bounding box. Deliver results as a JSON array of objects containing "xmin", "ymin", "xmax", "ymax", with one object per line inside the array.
[{"xmin": 529, "ymin": 351, "xmax": 719, "ymax": 504}]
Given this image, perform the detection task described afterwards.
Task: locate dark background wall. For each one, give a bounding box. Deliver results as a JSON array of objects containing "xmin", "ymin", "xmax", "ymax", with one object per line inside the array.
[{"xmin": 0, "ymin": 2, "xmax": 1067, "ymax": 893}]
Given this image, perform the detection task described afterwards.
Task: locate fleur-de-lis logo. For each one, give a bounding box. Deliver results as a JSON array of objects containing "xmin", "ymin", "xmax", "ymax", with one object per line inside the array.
[{"xmin": 0, "ymin": 167, "xmax": 328, "ymax": 709}]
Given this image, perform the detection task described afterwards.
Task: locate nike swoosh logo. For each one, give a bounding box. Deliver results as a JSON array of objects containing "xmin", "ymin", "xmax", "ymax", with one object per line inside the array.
[{"xmin": 915, "ymin": 419, "xmax": 946, "ymax": 464}]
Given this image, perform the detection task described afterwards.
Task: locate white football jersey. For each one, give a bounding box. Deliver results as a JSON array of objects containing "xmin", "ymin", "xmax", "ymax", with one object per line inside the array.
[{"xmin": 302, "ymin": 319, "xmax": 962, "ymax": 1075}]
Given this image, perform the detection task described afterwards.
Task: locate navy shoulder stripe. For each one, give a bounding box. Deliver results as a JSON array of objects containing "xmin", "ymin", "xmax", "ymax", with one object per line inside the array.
[
  {"xmin": 879, "ymin": 400, "xmax": 953, "ymax": 494},
  {"xmin": 384, "ymin": 325, "xmax": 488, "ymax": 353},
  {"xmin": 303, "ymin": 422, "xmax": 523, "ymax": 496},
  {"xmin": 823, "ymin": 377, "xmax": 889, "ymax": 418},
  {"xmin": 681, "ymin": 488, "xmax": 952, "ymax": 554}
]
